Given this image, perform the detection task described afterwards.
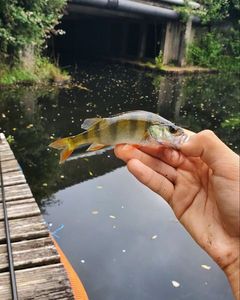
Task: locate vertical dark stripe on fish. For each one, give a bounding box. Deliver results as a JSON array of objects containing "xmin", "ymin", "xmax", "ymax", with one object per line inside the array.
[
  {"xmin": 143, "ymin": 119, "xmax": 149, "ymax": 134},
  {"xmin": 129, "ymin": 119, "xmax": 137, "ymax": 137},
  {"xmin": 109, "ymin": 122, "xmax": 118, "ymax": 143},
  {"xmin": 94, "ymin": 121, "xmax": 101, "ymax": 143},
  {"xmin": 84, "ymin": 129, "xmax": 90, "ymax": 143}
]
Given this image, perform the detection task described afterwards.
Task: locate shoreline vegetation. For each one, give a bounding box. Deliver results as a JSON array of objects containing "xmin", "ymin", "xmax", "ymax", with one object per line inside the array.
[
  {"xmin": 0, "ymin": 0, "xmax": 239, "ymax": 86},
  {"xmin": 0, "ymin": 57, "xmax": 70, "ymax": 86},
  {"xmin": 0, "ymin": 0, "xmax": 68, "ymax": 86},
  {"xmin": 0, "ymin": 57, "xmax": 217, "ymax": 88}
]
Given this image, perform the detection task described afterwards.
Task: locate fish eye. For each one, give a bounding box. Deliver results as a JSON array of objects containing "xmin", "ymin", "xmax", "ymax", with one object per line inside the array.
[{"xmin": 168, "ymin": 126, "xmax": 178, "ymax": 134}]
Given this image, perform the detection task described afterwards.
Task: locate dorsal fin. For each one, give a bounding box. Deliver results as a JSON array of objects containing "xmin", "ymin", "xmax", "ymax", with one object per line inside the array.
[{"xmin": 81, "ymin": 118, "xmax": 102, "ymax": 130}]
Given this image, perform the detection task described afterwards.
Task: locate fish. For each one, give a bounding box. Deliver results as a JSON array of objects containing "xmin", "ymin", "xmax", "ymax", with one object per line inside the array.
[{"xmin": 49, "ymin": 110, "xmax": 188, "ymax": 164}]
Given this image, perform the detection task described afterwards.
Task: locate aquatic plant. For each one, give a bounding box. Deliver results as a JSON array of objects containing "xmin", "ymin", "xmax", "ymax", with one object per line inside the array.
[{"xmin": 155, "ymin": 51, "xmax": 163, "ymax": 69}]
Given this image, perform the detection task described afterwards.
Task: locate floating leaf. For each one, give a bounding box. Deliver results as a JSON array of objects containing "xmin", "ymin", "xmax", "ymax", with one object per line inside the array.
[
  {"xmin": 201, "ymin": 264, "xmax": 211, "ymax": 270},
  {"xmin": 171, "ymin": 280, "xmax": 180, "ymax": 288},
  {"xmin": 109, "ymin": 215, "xmax": 116, "ymax": 219}
]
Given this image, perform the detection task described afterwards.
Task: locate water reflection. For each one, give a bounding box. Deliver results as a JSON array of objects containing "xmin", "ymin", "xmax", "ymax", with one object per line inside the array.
[
  {"xmin": 43, "ymin": 167, "xmax": 232, "ymax": 300},
  {"xmin": 0, "ymin": 63, "xmax": 238, "ymax": 299}
]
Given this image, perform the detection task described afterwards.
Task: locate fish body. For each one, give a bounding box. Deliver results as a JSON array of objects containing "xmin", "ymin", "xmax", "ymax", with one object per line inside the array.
[{"xmin": 49, "ymin": 110, "xmax": 188, "ymax": 164}]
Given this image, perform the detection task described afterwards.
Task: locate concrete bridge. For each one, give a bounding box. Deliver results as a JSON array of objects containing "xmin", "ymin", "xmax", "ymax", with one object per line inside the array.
[{"xmin": 54, "ymin": 0, "xmax": 201, "ymax": 66}]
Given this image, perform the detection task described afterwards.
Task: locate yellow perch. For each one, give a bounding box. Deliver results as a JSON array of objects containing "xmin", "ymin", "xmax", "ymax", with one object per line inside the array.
[{"xmin": 49, "ymin": 110, "xmax": 188, "ymax": 164}]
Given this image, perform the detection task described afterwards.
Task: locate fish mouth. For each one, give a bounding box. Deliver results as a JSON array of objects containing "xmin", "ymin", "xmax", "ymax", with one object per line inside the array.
[
  {"xmin": 181, "ymin": 133, "xmax": 189, "ymax": 144},
  {"xmin": 170, "ymin": 133, "xmax": 189, "ymax": 149}
]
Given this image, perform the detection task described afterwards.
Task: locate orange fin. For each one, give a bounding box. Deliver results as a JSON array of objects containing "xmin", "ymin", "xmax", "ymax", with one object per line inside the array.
[
  {"xmin": 86, "ymin": 143, "xmax": 106, "ymax": 152},
  {"xmin": 49, "ymin": 137, "xmax": 74, "ymax": 164},
  {"xmin": 60, "ymin": 148, "xmax": 74, "ymax": 164}
]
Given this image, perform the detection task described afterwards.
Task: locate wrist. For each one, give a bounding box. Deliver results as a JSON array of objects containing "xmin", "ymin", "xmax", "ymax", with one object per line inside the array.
[{"xmin": 224, "ymin": 256, "xmax": 240, "ymax": 300}]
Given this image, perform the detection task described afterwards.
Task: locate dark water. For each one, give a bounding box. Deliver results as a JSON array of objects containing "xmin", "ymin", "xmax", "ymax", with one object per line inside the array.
[{"xmin": 0, "ymin": 63, "xmax": 239, "ymax": 300}]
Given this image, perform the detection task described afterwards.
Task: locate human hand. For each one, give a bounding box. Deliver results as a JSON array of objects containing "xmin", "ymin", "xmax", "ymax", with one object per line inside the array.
[{"xmin": 114, "ymin": 130, "xmax": 239, "ymax": 299}]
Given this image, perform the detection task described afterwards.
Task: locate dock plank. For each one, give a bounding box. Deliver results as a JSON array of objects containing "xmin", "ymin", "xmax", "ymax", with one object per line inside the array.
[
  {"xmin": 0, "ymin": 237, "xmax": 60, "ymax": 272},
  {"xmin": 0, "ymin": 216, "xmax": 49, "ymax": 243},
  {"xmin": 0, "ymin": 198, "xmax": 40, "ymax": 221},
  {"xmin": 0, "ymin": 264, "xmax": 74, "ymax": 300},
  {"xmin": 1, "ymin": 159, "xmax": 20, "ymax": 173},
  {"xmin": 0, "ymin": 170, "xmax": 26, "ymax": 187},
  {"xmin": 0, "ymin": 152, "xmax": 15, "ymax": 162},
  {"xmin": 0, "ymin": 133, "xmax": 75, "ymax": 299},
  {"xmin": 0, "ymin": 143, "xmax": 11, "ymax": 150},
  {"xmin": 0, "ymin": 183, "xmax": 33, "ymax": 202}
]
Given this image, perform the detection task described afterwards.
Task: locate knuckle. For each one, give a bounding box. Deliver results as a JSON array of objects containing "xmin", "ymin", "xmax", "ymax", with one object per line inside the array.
[{"xmin": 200, "ymin": 129, "xmax": 216, "ymax": 139}]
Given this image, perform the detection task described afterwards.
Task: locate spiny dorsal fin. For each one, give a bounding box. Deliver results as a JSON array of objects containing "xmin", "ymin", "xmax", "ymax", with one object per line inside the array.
[{"xmin": 81, "ymin": 118, "xmax": 102, "ymax": 130}]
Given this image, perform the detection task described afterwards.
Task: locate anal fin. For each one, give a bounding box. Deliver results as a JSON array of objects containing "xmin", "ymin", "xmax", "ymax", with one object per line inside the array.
[
  {"xmin": 60, "ymin": 148, "xmax": 73, "ymax": 164},
  {"xmin": 86, "ymin": 143, "xmax": 106, "ymax": 152}
]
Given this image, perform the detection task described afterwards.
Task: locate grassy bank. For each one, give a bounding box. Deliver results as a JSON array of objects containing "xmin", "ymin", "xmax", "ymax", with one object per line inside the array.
[{"xmin": 0, "ymin": 57, "xmax": 70, "ymax": 86}]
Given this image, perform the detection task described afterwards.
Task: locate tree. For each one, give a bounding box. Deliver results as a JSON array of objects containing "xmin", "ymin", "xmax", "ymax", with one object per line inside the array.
[{"xmin": 0, "ymin": 0, "xmax": 67, "ymax": 63}]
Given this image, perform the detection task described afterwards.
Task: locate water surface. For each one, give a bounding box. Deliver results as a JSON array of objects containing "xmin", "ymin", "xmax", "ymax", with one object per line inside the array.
[{"xmin": 0, "ymin": 63, "xmax": 239, "ymax": 299}]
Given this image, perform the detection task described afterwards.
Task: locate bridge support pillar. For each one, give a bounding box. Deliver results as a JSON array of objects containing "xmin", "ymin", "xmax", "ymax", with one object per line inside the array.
[
  {"xmin": 179, "ymin": 17, "xmax": 194, "ymax": 66},
  {"xmin": 163, "ymin": 18, "xmax": 194, "ymax": 66},
  {"xmin": 138, "ymin": 23, "xmax": 147, "ymax": 59}
]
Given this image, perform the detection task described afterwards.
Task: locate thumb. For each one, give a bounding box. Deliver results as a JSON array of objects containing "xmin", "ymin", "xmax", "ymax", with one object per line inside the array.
[{"xmin": 180, "ymin": 130, "xmax": 239, "ymax": 176}]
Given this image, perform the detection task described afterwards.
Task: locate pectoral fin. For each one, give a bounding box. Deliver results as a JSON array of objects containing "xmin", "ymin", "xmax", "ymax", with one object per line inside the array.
[{"xmin": 86, "ymin": 143, "xmax": 106, "ymax": 152}]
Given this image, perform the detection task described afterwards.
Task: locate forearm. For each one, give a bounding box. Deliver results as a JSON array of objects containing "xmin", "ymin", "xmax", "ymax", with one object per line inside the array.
[{"xmin": 224, "ymin": 256, "xmax": 240, "ymax": 300}]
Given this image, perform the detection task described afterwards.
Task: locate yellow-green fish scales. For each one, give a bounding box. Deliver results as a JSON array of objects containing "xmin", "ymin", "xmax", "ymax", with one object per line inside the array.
[{"xmin": 49, "ymin": 110, "xmax": 187, "ymax": 163}]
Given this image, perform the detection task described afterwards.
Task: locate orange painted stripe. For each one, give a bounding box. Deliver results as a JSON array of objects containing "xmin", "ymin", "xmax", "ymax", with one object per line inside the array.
[{"xmin": 52, "ymin": 238, "xmax": 89, "ymax": 300}]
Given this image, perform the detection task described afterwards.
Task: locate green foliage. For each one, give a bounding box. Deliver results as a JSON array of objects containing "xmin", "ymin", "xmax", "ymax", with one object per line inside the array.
[
  {"xmin": 0, "ymin": 57, "xmax": 70, "ymax": 84},
  {"xmin": 0, "ymin": 0, "xmax": 67, "ymax": 62},
  {"xmin": 187, "ymin": 32, "xmax": 222, "ymax": 66},
  {"xmin": 6, "ymin": 135, "xmax": 15, "ymax": 144},
  {"xmin": 221, "ymin": 114, "xmax": 240, "ymax": 129},
  {"xmin": 35, "ymin": 57, "xmax": 70, "ymax": 83},
  {"xmin": 155, "ymin": 51, "xmax": 163, "ymax": 69},
  {"xmin": 198, "ymin": 0, "xmax": 230, "ymax": 24},
  {"xmin": 187, "ymin": 30, "xmax": 240, "ymax": 72},
  {"xmin": 175, "ymin": 0, "xmax": 231, "ymax": 24},
  {"xmin": 0, "ymin": 64, "xmax": 37, "ymax": 84},
  {"xmin": 176, "ymin": 0, "xmax": 240, "ymax": 72}
]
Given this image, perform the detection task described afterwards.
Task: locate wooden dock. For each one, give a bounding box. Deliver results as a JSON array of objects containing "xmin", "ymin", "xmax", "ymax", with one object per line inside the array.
[{"xmin": 0, "ymin": 133, "xmax": 74, "ymax": 299}]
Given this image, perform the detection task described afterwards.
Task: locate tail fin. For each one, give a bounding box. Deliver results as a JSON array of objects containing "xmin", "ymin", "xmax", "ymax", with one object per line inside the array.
[{"xmin": 49, "ymin": 137, "xmax": 74, "ymax": 164}]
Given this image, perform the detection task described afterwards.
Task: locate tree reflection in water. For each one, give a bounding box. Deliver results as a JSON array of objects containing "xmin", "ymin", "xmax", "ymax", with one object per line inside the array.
[{"xmin": 0, "ymin": 64, "xmax": 239, "ymax": 206}]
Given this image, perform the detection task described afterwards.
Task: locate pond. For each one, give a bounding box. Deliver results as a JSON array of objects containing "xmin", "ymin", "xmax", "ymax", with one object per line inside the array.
[{"xmin": 0, "ymin": 63, "xmax": 239, "ymax": 300}]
